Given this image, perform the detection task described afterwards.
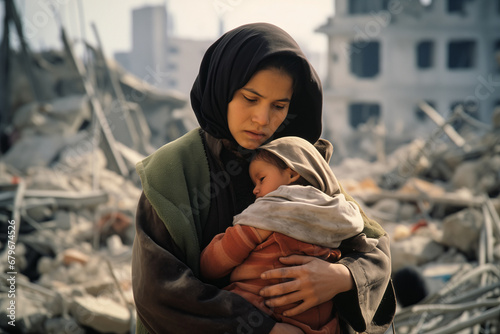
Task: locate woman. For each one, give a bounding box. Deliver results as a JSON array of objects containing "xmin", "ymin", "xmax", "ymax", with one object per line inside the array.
[{"xmin": 132, "ymin": 23, "xmax": 395, "ymax": 334}]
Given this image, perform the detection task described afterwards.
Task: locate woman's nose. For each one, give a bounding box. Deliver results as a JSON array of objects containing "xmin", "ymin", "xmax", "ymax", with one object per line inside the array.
[{"xmin": 251, "ymin": 106, "xmax": 270, "ymax": 126}]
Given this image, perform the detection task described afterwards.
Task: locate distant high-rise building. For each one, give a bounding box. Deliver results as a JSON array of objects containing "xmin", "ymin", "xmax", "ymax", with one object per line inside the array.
[{"xmin": 129, "ymin": 5, "xmax": 168, "ymax": 86}]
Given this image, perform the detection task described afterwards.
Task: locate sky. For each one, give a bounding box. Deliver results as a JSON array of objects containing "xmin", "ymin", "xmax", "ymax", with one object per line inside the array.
[{"xmin": 6, "ymin": 0, "xmax": 333, "ymax": 60}]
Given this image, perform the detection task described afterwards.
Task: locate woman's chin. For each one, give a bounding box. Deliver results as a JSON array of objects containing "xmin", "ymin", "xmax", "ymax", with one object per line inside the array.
[
  {"xmin": 239, "ymin": 141, "xmax": 264, "ymax": 150},
  {"xmin": 235, "ymin": 137, "xmax": 267, "ymax": 150}
]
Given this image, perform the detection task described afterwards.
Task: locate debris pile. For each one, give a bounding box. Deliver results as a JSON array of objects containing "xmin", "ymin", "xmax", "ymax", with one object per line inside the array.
[
  {"xmin": 334, "ymin": 105, "xmax": 500, "ymax": 333},
  {"xmin": 0, "ymin": 97, "xmax": 145, "ymax": 333},
  {"xmin": 0, "ymin": 2, "xmax": 192, "ymax": 332},
  {"xmin": 0, "ymin": 160, "xmax": 139, "ymax": 333}
]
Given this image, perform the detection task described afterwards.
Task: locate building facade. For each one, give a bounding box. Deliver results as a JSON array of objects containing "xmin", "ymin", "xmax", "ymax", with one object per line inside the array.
[
  {"xmin": 163, "ymin": 38, "xmax": 213, "ymax": 96},
  {"xmin": 317, "ymin": 0, "xmax": 500, "ymax": 158}
]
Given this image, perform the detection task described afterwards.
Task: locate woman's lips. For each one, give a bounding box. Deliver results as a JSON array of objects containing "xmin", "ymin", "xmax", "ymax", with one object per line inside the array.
[{"xmin": 244, "ymin": 130, "xmax": 266, "ymax": 140}]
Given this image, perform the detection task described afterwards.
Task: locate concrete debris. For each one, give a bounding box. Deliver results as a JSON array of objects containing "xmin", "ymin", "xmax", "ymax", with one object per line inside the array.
[
  {"xmin": 441, "ymin": 209, "xmax": 484, "ymax": 258},
  {"xmin": 44, "ymin": 317, "xmax": 85, "ymax": 334},
  {"xmin": 450, "ymin": 160, "xmax": 482, "ymax": 190},
  {"xmin": 371, "ymin": 198, "xmax": 401, "ymax": 216},
  {"xmin": 333, "ymin": 104, "xmax": 500, "ymax": 333},
  {"xmin": 70, "ymin": 295, "xmax": 130, "ymax": 334},
  {"xmin": 2, "ymin": 135, "xmax": 69, "ymax": 173},
  {"xmin": 391, "ymin": 235, "xmax": 446, "ymax": 272},
  {"xmin": 0, "ymin": 5, "xmax": 175, "ymax": 331},
  {"xmin": 12, "ymin": 95, "xmax": 91, "ymax": 137},
  {"xmin": 62, "ymin": 249, "xmax": 90, "ymax": 266},
  {"xmin": 0, "ymin": 291, "xmax": 49, "ymax": 333}
]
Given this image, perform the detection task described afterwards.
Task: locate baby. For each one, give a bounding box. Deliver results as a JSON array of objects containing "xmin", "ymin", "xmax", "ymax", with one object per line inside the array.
[{"xmin": 201, "ymin": 136, "xmax": 365, "ymax": 334}]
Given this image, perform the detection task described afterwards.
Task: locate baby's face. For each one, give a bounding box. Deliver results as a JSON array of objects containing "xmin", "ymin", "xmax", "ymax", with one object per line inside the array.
[{"xmin": 249, "ymin": 159, "xmax": 294, "ymax": 198}]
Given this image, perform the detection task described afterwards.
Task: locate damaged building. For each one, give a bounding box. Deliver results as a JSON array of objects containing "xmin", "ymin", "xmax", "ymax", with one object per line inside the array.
[{"xmin": 317, "ymin": 0, "xmax": 500, "ymax": 161}]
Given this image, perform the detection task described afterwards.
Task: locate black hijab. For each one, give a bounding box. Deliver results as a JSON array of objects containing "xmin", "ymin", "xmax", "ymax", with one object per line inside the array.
[{"xmin": 190, "ymin": 22, "xmax": 323, "ymax": 144}]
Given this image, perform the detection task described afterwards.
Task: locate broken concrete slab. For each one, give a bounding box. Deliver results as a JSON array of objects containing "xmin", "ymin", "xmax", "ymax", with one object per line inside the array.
[
  {"xmin": 0, "ymin": 188, "xmax": 109, "ymax": 210},
  {"xmin": 393, "ymin": 224, "xmax": 412, "ymax": 241},
  {"xmin": 371, "ymin": 198, "xmax": 401, "ymax": 216},
  {"xmin": 391, "ymin": 235, "xmax": 446, "ymax": 272},
  {"xmin": 451, "ymin": 160, "xmax": 481, "ymax": 191},
  {"xmin": 399, "ymin": 202, "xmax": 418, "ymax": 221},
  {"xmin": 1, "ymin": 135, "xmax": 67, "ymax": 173},
  {"xmin": 0, "ymin": 288, "xmax": 51, "ymax": 333},
  {"xmin": 12, "ymin": 94, "xmax": 90, "ymax": 137},
  {"xmin": 82, "ymin": 278, "xmax": 115, "ymax": 297},
  {"xmin": 56, "ymin": 146, "xmax": 108, "ymax": 180},
  {"xmin": 399, "ymin": 177, "xmax": 446, "ymax": 197},
  {"xmin": 44, "ymin": 317, "xmax": 86, "ymax": 334},
  {"xmin": 25, "ymin": 167, "xmax": 73, "ymax": 192},
  {"xmin": 62, "ymin": 249, "xmax": 90, "ymax": 266},
  {"xmin": 70, "ymin": 295, "xmax": 130, "ymax": 334},
  {"xmin": 106, "ymin": 235, "xmax": 126, "ymax": 256},
  {"xmin": 451, "ymin": 155, "xmax": 500, "ymax": 195},
  {"xmin": 441, "ymin": 208, "xmax": 483, "ymax": 258}
]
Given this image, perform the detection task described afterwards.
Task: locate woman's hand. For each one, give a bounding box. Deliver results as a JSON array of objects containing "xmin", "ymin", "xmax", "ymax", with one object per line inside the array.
[
  {"xmin": 260, "ymin": 255, "xmax": 354, "ymax": 317},
  {"xmin": 269, "ymin": 322, "xmax": 305, "ymax": 334}
]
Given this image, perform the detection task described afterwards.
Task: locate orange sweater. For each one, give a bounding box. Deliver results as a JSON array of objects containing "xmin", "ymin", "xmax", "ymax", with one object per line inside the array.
[{"xmin": 200, "ymin": 224, "xmax": 342, "ymax": 334}]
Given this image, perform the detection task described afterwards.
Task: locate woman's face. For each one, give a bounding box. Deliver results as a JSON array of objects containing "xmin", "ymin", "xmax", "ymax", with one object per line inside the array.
[{"xmin": 227, "ymin": 68, "xmax": 293, "ymax": 150}]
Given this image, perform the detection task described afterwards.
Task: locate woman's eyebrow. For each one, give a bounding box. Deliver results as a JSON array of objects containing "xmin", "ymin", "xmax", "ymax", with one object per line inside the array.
[{"xmin": 242, "ymin": 88, "xmax": 291, "ymax": 102}]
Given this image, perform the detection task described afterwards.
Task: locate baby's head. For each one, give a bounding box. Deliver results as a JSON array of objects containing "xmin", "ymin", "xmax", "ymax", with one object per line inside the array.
[
  {"xmin": 249, "ymin": 149, "xmax": 309, "ymax": 198},
  {"xmin": 249, "ymin": 136, "xmax": 340, "ymax": 198}
]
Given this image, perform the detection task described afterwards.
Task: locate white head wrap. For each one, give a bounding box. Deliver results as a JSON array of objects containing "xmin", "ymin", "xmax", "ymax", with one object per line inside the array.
[{"xmin": 258, "ymin": 136, "xmax": 340, "ymax": 196}]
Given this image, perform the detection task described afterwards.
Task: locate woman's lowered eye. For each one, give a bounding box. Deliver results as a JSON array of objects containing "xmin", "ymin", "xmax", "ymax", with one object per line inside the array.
[{"xmin": 243, "ymin": 95, "xmax": 257, "ymax": 103}]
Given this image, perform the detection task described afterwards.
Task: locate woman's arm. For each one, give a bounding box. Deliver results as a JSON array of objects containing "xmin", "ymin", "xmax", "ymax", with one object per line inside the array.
[
  {"xmin": 259, "ymin": 233, "xmax": 394, "ymax": 333},
  {"xmin": 132, "ymin": 193, "xmax": 277, "ymax": 334},
  {"xmin": 334, "ymin": 233, "xmax": 395, "ymax": 333}
]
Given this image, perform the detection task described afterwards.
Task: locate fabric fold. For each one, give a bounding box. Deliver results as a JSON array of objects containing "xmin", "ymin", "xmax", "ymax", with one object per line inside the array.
[{"xmin": 234, "ymin": 185, "xmax": 364, "ymax": 248}]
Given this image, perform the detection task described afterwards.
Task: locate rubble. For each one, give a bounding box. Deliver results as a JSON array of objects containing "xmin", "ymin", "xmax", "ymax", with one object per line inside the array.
[
  {"xmin": 0, "ymin": 135, "xmax": 139, "ymax": 333},
  {"xmin": 441, "ymin": 208, "xmax": 483, "ymax": 258},
  {"xmin": 391, "ymin": 236, "xmax": 446, "ymax": 272},
  {"xmin": 333, "ymin": 103, "xmax": 500, "ymax": 333},
  {"xmin": 70, "ymin": 295, "xmax": 130, "ymax": 334},
  {"xmin": 0, "ymin": 1, "xmax": 192, "ymax": 333},
  {"xmin": 62, "ymin": 249, "xmax": 90, "ymax": 266}
]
